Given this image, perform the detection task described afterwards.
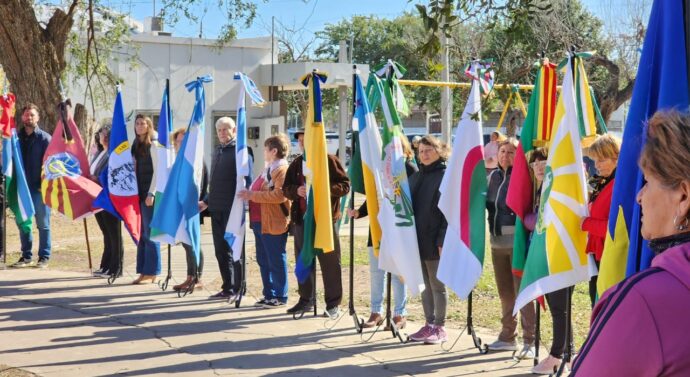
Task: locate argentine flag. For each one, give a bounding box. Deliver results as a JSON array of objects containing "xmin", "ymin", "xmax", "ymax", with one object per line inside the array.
[
  {"xmin": 224, "ymin": 73, "xmax": 266, "ymax": 261},
  {"xmin": 150, "ymin": 81, "xmax": 175, "ymax": 242},
  {"xmin": 150, "ymin": 75, "xmax": 212, "ymax": 264}
]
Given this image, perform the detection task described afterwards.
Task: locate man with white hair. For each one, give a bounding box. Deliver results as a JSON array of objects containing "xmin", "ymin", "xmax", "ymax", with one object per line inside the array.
[{"xmin": 200, "ymin": 116, "xmax": 243, "ymax": 299}]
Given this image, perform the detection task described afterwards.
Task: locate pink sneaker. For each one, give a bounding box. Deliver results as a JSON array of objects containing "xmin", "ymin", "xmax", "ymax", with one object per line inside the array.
[
  {"xmin": 409, "ymin": 324, "xmax": 434, "ymax": 342},
  {"xmin": 424, "ymin": 326, "xmax": 448, "ymax": 344},
  {"xmin": 532, "ymin": 355, "xmax": 569, "ymax": 375}
]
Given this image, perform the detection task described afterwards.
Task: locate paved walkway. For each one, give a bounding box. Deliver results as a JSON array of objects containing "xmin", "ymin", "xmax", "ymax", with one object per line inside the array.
[{"xmin": 0, "ymin": 228, "xmax": 543, "ymax": 377}]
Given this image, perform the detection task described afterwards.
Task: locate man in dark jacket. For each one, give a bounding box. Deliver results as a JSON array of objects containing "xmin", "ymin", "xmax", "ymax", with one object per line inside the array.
[
  {"xmin": 200, "ymin": 116, "xmax": 242, "ymax": 299},
  {"xmin": 283, "ymin": 130, "xmax": 350, "ymax": 317},
  {"xmin": 12, "ymin": 103, "xmax": 52, "ymax": 269}
]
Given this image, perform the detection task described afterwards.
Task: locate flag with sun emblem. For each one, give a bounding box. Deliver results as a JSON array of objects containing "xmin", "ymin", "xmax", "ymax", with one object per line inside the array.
[
  {"xmin": 41, "ymin": 101, "xmax": 102, "ymax": 220},
  {"xmin": 513, "ymin": 55, "xmax": 590, "ymax": 314}
]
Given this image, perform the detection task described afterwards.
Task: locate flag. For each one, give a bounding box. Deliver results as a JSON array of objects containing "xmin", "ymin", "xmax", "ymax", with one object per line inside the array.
[
  {"xmin": 150, "ymin": 81, "xmax": 174, "ymax": 242},
  {"xmin": 375, "ymin": 61, "xmax": 425, "ymax": 295},
  {"xmin": 514, "ymin": 56, "xmax": 590, "ymax": 313},
  {"xmin": 1, "ymin": 93, "xmax": 35, "ymax": 233},
  {"xmin": 349, "ymin": 74, "xmax": 384, "ymax": 254},
  {"xmin": 41, "ymin": 101, "xmax": 102, "ymax": 220},
  {"xmin": 507, "ymin": 60, "xmax": 558, "ymax": 276},
  {"xmin": 150, "ymin": 75, "xmax": 213, "ymax": 265},
  {"xmin": 225, "ymin": 72, "xmax": 266, "ymax": 262},
  {"xmin": 294, "ymin": 71, "xmax": 334, "ymax": 282},
  {"xmin": 463, "ymin": 59, "xmax": 496, "ymax": 95},
  {"xmin": 93, "ymin": 87, "xmax": 141, "ymax": 243},
  {"xmin": 598, "ymin": 0, "xmax": 689, "ymax": 295},
  {"xmin": 437, "ymin": 66, "xmax": 487, "ymax": 299}
]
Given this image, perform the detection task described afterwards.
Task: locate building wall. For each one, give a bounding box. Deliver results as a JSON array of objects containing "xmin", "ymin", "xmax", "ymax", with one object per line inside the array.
[{"xmin": 67, "ymin": 34, "xmax": 277, "ymax": 174}]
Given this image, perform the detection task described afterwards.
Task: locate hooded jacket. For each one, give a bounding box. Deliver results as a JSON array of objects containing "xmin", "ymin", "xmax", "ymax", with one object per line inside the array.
[{"xmin": 409, "ymin": 159, "xmax": 447, "ymax": 261}]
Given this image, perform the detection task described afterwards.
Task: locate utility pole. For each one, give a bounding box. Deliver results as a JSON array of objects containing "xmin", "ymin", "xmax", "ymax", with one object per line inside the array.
[{"xmin": 440, "ymin": 20, "xmax": 452, "ymax": 144}]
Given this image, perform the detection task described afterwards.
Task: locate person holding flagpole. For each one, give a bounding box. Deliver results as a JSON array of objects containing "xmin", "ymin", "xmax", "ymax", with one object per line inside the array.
[
  {"xmin": 283, "ymin": 129, "xmax": 350, "ymax": 317},
  {"xmin": 11, "ymin": 103, "xmax": 51, "ymax": 269},
  {"xmin": 131, "ymin": 114, "xmax": 160, "ymax": 284},
  {"xmin": 582, "ymin": 134, "xmax": 619, "ymax": 307},
  {"xmin": 237, "ymin": 134, "xmax": 291, "ymax": 308},
  {"xmin": 200, "ymin": 117, "xmax": 243, "ymax": 299},
  {"xmin": 90, "ymin": 125, "xmax": 124, "ymax": 278},
  {"xmin": 169, "ymin": 127, "xmax": 208, "ymax": 291},
  {"xmin": 486, "ymin": 137, "xmax": 536, "ymax": 356},
  {"xmin": 407, "ymin": 135, "xmax": 449, "ymax": 344},
  {"xmin": 347, "ymin": 136, "xmax": 417, "ymax": 329}
]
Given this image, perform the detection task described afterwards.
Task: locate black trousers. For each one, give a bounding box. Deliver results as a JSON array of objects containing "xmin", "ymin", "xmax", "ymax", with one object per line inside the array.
[
  {"xmin": 589, "ymin": 259, "xmax": 601, "ymax": 308},
  {"xmin": 292, "ymin": 222, "xmax": 342, "ymax": 310},
  {"xmin": 546, "ymin": 286, "xmax": 574, "ymax": 358},
  {"xmin": 95, "ymin": 211, "xmax": 124, "ymax": 276},
  {"xmin": 210, "ymin": 209, "xmax": 241, "ymax": 293},
  {"xmin": 182, "ymin": 243, "xmax": 204, "ymax": 278}
]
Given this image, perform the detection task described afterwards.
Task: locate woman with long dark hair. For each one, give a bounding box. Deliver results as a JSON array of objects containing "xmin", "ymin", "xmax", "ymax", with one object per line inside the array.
[{"xmin": 131, "ymin": 115, "xmax": 160, "ymax": 284}]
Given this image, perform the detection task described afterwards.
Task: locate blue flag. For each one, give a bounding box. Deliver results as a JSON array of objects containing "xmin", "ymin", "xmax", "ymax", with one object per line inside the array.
[
  {"xmin": 93, "ymin": 88, "xmax": 141, "ymax": 244},
  {"xmin": 150, "ymin": 75, "xmax": 213, "ymax": 264},
  {"xmin": 598, "ymin": 0, "xmax": 690, "ymax": 295}
]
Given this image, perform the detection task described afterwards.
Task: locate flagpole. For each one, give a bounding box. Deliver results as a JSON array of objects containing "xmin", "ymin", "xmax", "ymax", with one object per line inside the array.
[
  {"xmin": 83, "ymin": 219, "xmax": 93, "ymax": 271},
  {"xmin": 2, "ymin": 173, "xmax": 6, "ymax": 266},
  {"xmin": 535, "ymin": 303, "xmax": 541, "ymax": 366},
  {"xmin": 159, "ymin": 79, "xmax": 173, "ymax": 292},
  {"xmin": 348, "ymin": 65, "xmax": 363, "ymax": 333}
]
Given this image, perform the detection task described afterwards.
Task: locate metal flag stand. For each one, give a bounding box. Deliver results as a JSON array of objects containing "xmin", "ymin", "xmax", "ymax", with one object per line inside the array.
[
  {"xmin": 384, "ymin": 273, "xmax": 405, "ymax": 343},
  {"xmin": 293, "ymin": 262, "xmax": 319, "ymax": 320},
  {"xmin": 441, "ymin": 291, "xmax": 488, "ymax": 354},
  {"xmin": 347, "ymin": 65, "xmax": 363, "ymax": 333},
  {"xmin": 158, "ymin": 244, "xmax": 172, "ymax": 291}
]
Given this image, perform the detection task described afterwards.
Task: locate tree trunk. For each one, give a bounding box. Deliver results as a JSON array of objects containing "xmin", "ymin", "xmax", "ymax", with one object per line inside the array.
[
  {"xmin": 0, "ymin": 1, "xmax": 79, "ymax": 133},
  {"xmin": 590, "ymin": 54, "xmax": 635, "ymax": 125}
]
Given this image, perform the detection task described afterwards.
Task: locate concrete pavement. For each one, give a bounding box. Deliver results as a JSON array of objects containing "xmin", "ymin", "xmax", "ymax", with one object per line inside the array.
[{"xmin": 0, "ymin": 226, "xmax": 545, "ymax": 377}]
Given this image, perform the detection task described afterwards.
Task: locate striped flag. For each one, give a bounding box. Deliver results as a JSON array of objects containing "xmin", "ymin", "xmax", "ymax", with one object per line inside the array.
[
  {"xmin": 375, "ymin": 61, "xmax": 425, "ymax": 295},
  {"xmin": 150, "ymin": 82, "xmax": 174, "ymax": 242},
  {"xmin": 507, "ymin": 60, "xmax": 558, "ymax": 277},
  {"xmin": 225, "ymin": 72, "xmax": 265, "ymax": 262},
  {"xmin": 1, "ymin": 93, "xmax": 35, "ymax": 233},
  {"xmin": 514, "ymin": 56, "xmax": 590, "ymax": 313},
  {"xmin": 598, "ymin": 0, "xmax": 689, "ymax": 295},
  {"xmin": 294, "ymin": 71, "xmax": 334, "ymax": 282},
  {"xmin": 92, "ymin": 88, "xmax": 141, "ymax": 243},
  {"xmin": 41, "ymin": 102, "xmax": 102, "ymax": 220},
  {"xmin": 150, "ymin": 75, "xmax": 213, "ymax": 265},
  {"xmin": 349, "ymin": 74, "xmax": 383, "ymax": 254},
  {"xmin": 437, "ymin": 68, "xmax": 487, "ymax": 299}
]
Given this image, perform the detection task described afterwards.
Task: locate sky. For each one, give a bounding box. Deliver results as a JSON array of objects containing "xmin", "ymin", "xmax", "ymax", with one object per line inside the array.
[{"xmin": 112, "ymin": 0, "xmax": 650, "ymax": 42}]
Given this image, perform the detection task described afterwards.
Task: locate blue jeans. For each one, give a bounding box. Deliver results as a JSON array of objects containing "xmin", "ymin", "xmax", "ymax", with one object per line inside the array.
[
  {"xmin": 136, "ymin": 200, "xmax": 161, "ymax": 275},
  {"xmin": 251, "ymin": 222, "xmax": 288, "ymax": 303},
  {"xmin": 20, "ymin": 189, "xmax": 51, "ymax": 260},
  {"xmin": 369, "ymin": 247, "xmax": 407, "ymax": 316}
]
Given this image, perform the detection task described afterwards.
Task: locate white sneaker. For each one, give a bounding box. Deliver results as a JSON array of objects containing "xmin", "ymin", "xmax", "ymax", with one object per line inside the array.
[
  {"xmin": 532, "ymin": 355, "xmax": 569, "ymax": 375},
  {"xmin": 487, "ymin": 339, "xmax": 518, "ymax": 351},
  {"xmin": 515, "ymin": 343, "xmax": 536, "ymax": 360}
]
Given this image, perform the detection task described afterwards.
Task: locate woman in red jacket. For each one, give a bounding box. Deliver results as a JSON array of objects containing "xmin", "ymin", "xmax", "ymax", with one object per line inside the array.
[{"xmin": 582, "ymin": 134, "xmax": 620, "ymax": 307}]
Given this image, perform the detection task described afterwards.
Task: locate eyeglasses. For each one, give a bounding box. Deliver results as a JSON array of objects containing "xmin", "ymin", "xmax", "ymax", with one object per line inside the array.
[{"xmin": 530, "ymin": 160, "xmax": 547, "ymax": 169}]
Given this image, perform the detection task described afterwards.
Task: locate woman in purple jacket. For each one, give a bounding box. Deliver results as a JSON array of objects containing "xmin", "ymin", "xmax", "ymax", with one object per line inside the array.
[{"xmin": 572, "ymin": 110, "xmax": 690, "ymax": 376}]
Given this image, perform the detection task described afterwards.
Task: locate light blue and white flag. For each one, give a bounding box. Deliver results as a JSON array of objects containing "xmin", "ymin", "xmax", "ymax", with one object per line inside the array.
[
  {"xmin": 150, "ymin": 75, "xmax": 213, "ymax": 264},
  {"xmin": 225, "ymin": 72, "xmax": 266, "ymax": 261},
  {"xmin": 151, "ymin": 81, "xmax": 174, "ymax": 242}
]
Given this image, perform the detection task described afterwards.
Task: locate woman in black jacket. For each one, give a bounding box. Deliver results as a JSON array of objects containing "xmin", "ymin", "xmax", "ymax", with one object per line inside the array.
[
  {"xmin": 407, "ymin": 135, "xmax": 449, "ymax": 345},
  {"xmin": 131, "ymin": 115, "xmax": 160, "ymax": 284},
  {"xmin": 486, "ymin": 138, "xmax": 536, "ymax": 357}
]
